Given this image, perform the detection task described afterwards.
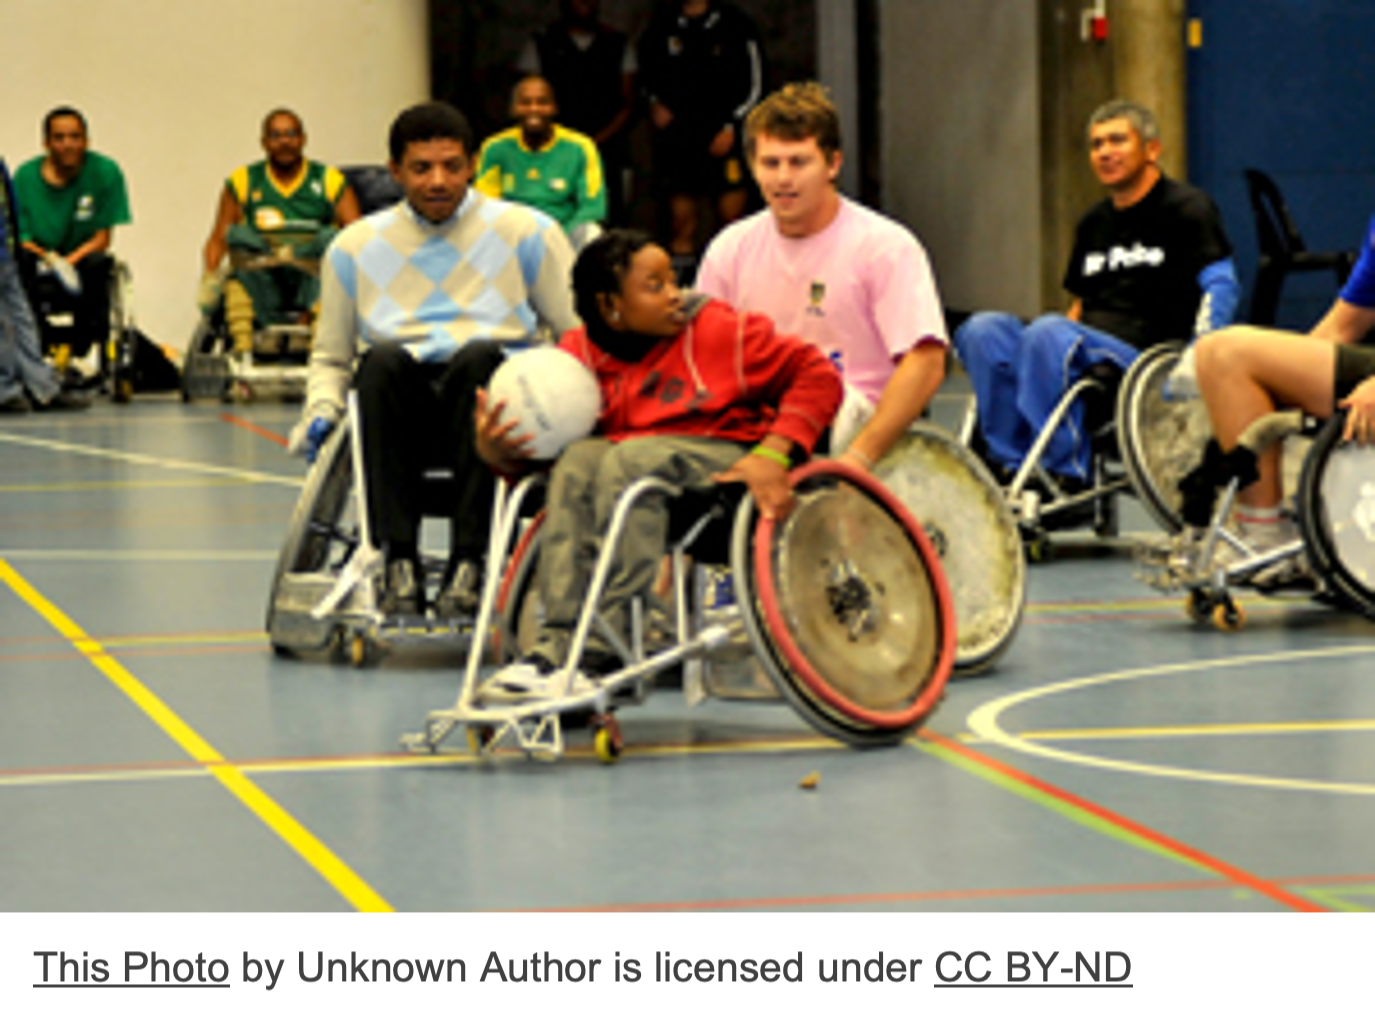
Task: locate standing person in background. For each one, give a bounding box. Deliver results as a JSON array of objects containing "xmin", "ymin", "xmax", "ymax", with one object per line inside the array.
[
  {"xmin": 638, "ymin": 0, "xmax": 763, "ymax": 281},
  {"xmin": 0, "ymin": 157, "xmax": 89, "ymax": 413},
  {"xmin": 518, "ymin": 0, "xmax": 636, "ymax": 224}
]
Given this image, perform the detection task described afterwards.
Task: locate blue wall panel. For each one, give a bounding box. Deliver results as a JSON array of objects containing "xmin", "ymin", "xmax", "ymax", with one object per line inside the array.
[{"xmin": 1188, "ymin": 0, "xmax": 1375, "ymax": 328}]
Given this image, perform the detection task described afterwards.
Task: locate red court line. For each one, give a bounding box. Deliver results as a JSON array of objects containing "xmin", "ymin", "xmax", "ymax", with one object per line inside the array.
[
  {"xmin": 221, "ymin": 413, "xmax": 288, "ymax": 447},
  {"xmin": 920, "ymin": 730, "xmax": 1326, "ymax": 912}
]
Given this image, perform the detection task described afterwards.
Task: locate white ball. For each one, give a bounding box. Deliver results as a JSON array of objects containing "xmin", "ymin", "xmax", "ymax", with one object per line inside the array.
[{"xmin": 488, "ymin": 346, "xmax": 602, "ymax": 460}]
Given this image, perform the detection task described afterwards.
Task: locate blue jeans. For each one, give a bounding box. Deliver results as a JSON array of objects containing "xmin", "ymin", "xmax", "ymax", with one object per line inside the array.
[
  {"xmin": 0, "ymin": 253, "xmax": 59, "ymax": 405},
  {"xmin": 953, "ymin": 311, "xmax": 1140, "ymax": 481}
]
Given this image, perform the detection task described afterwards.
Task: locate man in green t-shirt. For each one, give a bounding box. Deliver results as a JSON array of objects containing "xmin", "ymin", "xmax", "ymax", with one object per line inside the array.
[
  {"xmin": 13, "ymin": 106, "xmax": 132, "ymax": 362},
  {"xmin": 474, "ymin": 76, "xmax": 606, "ymax": 248},
  {"xmin": 201, "ymin": 108, "xmax": 361, "ymax": 354}
]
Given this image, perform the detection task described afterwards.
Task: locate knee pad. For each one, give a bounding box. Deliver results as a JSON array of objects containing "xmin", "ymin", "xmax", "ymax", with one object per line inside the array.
[{"xmin": 223, "ymin": 279, "xmax": 256, "ymax": 353}]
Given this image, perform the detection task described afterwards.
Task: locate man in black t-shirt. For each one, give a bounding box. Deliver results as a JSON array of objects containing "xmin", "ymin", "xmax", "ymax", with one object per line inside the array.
[{"xmin": 953, "ymin": 99, "xmax": 1237, "ymax": 482}]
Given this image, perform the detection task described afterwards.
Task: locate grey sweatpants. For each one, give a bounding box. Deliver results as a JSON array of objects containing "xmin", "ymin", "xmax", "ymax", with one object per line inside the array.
[{"xmin": 530, "ymin": 434, "xmax": 748, "ymax": 668}]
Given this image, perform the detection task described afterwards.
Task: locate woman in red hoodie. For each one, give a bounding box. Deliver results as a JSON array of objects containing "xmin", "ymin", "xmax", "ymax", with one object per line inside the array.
[{"xmin": 476, "ymin": 227, "xmax": 841, "ymax": 700}]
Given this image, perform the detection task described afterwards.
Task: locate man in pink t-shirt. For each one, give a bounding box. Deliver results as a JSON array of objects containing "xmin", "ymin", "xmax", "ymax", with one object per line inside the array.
[{"xmin": 696, "ymin": 81, "xmax": 948, "ymax": 470}]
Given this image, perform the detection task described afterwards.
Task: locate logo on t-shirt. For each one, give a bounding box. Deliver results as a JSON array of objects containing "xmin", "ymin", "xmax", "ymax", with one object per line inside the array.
[
  {"xmin": 806, "ymin": 280, "xmax": 826, "ymax": 317},
  {"xmin": 1084, "ymin": 243, "xmax": 1166, "ymax": 276},
  {"xmin": 75, "ymin": 194, "xmax": 95, "ymax": 221}
]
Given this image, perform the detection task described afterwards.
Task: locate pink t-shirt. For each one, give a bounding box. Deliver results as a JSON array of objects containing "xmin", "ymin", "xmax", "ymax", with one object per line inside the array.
[{"xmin": 696, "ymin": 197, "xmax": 947, "ymax": 405}]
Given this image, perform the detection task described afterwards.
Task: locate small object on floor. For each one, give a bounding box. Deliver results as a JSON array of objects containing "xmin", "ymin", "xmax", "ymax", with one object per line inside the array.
[
  {"xmin": 379, "ymin": 559, "xmax": 422, "ymax": 616},
  {"xmin": 435, "ymin": 559, "xmax": 483, "ymax": 618},
  {"xmin": 34, "ymin": 389, "xmax": 91, "ymax": 412},
  {"xmin": 799, "ymin": 771, "xmax": 820, "ymax": 791}
]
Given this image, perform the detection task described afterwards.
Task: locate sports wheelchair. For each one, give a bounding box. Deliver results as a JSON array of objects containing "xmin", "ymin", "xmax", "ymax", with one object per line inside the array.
[
  {"xmin": 958, "ymin": 342, "xmax": 1201, "ymax": 561},
  {"xmin": 181, "ymin": 227, "xmax": 324, "ymax": 403},
  {"xmin": 1135, "ymin": 405, "xmax": 1375, "ymax": 629},
  {"xmin": 266, "ymin": 394, "xmax": 484, "ymax": 666},
  {"xmin": 402, "ymin": 458, "xmax": 957, "ymax": 763},
  {"xmin": 870, "ymin": 422, "xmax": 1024, "ymax": 673},
  {"xmin": 182, "ymin": 165, "xmax": 403, "ymax": 404},
  {"xmin": 22, "ymin": 251, "xmax": 138, "ymax": 402}
]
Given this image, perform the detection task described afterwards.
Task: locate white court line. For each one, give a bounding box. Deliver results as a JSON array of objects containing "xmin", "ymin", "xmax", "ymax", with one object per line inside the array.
[
  {"xmin": 0, "ymin": 430, "xmax": 301, "ymax": 488},
  {"xmin": 0, "ymin": 549, "xmax": 277, "ymax": 562},
  {"xmin": 967, "ymin": 644, "xmax": 1375, "ymax": 796}
]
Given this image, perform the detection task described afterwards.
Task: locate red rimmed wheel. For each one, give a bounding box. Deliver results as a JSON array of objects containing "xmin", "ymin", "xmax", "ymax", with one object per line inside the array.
[{"xmin": 733, "ymin": 460, "xmax": 956, "ymax": 747}]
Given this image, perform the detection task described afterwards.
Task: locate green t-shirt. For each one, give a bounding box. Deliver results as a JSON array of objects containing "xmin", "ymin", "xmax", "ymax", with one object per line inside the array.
[
  {"xmin": 474, "ymin": 125, "xmax": 605, "ymax": 231},
  {"xmin": 13, "ymin": 151, "xmax": 131, "ymax": 253},
  {"xmin": 228, "ymin": 160, "xmax": 345, "ymax": 235}
]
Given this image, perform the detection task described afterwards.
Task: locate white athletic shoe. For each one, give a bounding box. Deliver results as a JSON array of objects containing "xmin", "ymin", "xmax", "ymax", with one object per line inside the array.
[
  {"xmin": 1212, "ymin": 518, "xmax": 1311, "ymax": 589},
  {"xmin": 478, "ymin": 657, "xmax": 599, "ymax": 705}
]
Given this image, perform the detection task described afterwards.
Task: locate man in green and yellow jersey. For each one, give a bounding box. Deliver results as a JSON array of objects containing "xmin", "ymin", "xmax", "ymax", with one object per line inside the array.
[
  {"xmin": 475, "ymin": 76, "xmax": 606, "ymax": 248},
  {"xmin": 201, "ymin": 108, "xmax": 361, "ymax": 353}
]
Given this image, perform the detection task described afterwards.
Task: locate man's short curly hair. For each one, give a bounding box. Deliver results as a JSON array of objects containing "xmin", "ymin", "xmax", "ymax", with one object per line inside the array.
[{"xmin": 743, "ymin": 82, "xmax": 842, "ymax": 162}]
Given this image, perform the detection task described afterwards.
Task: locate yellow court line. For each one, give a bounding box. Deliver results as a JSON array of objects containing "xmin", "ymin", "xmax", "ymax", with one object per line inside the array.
[
  {"xmin": 0, "ymin": 558, "xmax": 391, "ymax": 912},
  {"xmin": 0, "ymin": 735, "xmax": 848, "ymax": 790}
]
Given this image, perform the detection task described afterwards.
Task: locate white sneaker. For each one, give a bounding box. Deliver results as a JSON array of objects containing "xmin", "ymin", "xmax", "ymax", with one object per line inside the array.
[
  {"xmin": 478, "ymin": 657, "xmax": 598, "ymax": 705},
  {"xmin": 1214, "ymin": 518, "xmax": 1311, "ymax": 589}
]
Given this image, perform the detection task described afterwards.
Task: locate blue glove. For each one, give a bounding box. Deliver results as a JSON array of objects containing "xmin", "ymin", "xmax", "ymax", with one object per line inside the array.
[{"xmin": 304, "ymin": 416, "xmax": 334, "ymax": 464}]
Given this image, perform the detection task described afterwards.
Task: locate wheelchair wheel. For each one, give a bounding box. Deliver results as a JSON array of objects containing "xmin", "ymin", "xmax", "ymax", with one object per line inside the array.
[
  {"xmin": 732, "ymin": 460, "xmax": 955, "ymax": 747},
  {"xmin": 873, "ymin": 424, "xmax": 1024, "ymax": 674},
  {"xmin": 265, "ymin": 424, "xmax": 358, "ymax": 645},
  {"xmin": 495, "ymin": 510, "xmax": 546, "ymax": 662},
  {"xmin": 104, "ymin": 260, "xmax": 137, "ymax": 403},
  {"xmin": 1297, "ymin": 412, "xmax": 1375, "ymax": 619},
  {"xmin": 1117, "ymin": 343, "xmax": 1211, "ymax": 533},
  {"xmin": 181, "ymin": 317, "xmax": 232, "ymax": 402}
]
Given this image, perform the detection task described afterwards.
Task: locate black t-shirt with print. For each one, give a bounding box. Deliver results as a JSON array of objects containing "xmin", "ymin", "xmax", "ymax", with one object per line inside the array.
[{"xmin": 1063, "ymin": 175, "xmax": 1232, "ymax": 350}]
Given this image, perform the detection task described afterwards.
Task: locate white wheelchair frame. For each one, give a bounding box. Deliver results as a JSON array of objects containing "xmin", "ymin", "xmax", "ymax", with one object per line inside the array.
[
  {"xmin": 1136, "ymin": 408, "xmax": 1375, "ymax": 629},
  {"xmin": 402, "ymin": 458, "xmax": 958, "ymax": 764}
]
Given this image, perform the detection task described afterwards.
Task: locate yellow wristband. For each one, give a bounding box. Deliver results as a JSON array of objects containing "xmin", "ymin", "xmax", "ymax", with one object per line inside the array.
[{"xmin": 751, "ymin": 444, "xmax": 791, "ymax": 468}]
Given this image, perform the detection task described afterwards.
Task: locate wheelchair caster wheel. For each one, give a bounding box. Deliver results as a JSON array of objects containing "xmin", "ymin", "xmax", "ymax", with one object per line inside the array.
[
  {"xmin": 591, "ymin": 714, "xmax": 623, "ymax": 764},
  {"xmin": 349, "ymin": 633, "xmax": 378, "ymax": 668},
  {"xmin": 466, "ymin": 725, "xmax": 495, "ymax": 756},
  {"xmin": 1212, "ymin": 600, "xmax": 1246, "ymax": 632},
  {"xmin": 1025, "ymin": 532, "xmax": 1052, "ymax": 564},
  {"xmin": 113, "ymin": 377, "xmax": 133, "ymax": 404},
  {"xmin": 1184, "ymin": 590, "xmax": 1214, "ymax": 624}
]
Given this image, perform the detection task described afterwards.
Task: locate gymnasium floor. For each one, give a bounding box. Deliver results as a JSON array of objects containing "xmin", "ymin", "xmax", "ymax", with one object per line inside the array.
[{"xmin": 2, "ymin": 386, "xmax": 1372, "ymax": 914}]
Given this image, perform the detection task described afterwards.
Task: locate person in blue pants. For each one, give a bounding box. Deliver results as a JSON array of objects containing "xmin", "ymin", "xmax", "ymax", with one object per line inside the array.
[{"xmin": 953, "ymin": 99, "xmax": 1237, "ymax": 483}]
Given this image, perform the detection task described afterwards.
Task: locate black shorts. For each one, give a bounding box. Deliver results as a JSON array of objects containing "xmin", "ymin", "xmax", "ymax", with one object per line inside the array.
[
  {"xmin": 1334, "ymin": 342, "xmax": 1375, "ymax": 400},
  {"xmin": 653, "ymin": 126, "xmax": 748, "ymax": 198}
]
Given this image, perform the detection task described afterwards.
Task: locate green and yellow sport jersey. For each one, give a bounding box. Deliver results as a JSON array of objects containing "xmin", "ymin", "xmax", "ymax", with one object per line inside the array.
[
  {"xmin": 474, "ymin": 125, "xmax": 605, "ymax": 233},
  {"xmin": 228, "ymin": 160, "xmax": 346, "ymax": 235}
]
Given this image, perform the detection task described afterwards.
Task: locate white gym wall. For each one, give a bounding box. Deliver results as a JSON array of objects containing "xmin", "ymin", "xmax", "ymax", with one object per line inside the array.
[{"xmin": 0, "ymin": 0, "xmax": 430, "ymax": 353}]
